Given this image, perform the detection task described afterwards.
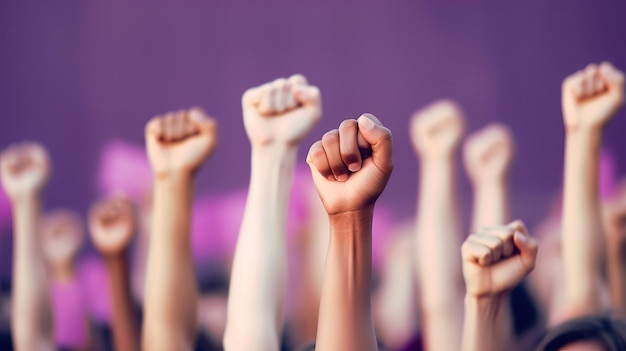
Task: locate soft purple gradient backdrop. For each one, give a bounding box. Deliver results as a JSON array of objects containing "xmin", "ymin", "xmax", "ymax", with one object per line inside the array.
[{"xmin": 1, "ymin": 1, "xmax": 625, "ymax": 235}]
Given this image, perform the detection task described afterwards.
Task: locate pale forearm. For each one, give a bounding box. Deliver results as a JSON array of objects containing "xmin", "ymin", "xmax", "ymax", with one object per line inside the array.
[
  {"xmin": 11, "ymin": 195, "xmax": 54, "ymax": 350},
  {"xmin": 225, "ymin": 145, "xmax": 295, "ymax": 348},
  {"xmin": 316, "ymin": 210, "xmax": 377, "ymax": 351},
  {"xmin": 471, "ymin": 180, "xmax": 508, "ymax": 231},
  {"xmin": 106, "ymin": 254, "xmax": 140, "ymax": 351},
  {"xmin": 462, "ymin": 295, "xmax": 511, "ymax": 351},
  {"xmin": 416, "ymin": 157, "xmax": 463, "ymax": 310},
  {"xmin": 562, "ymin": 129, "xmax": 605, "ymax": 313},
  {"xmin": 143, "ymin": 175, "xmax": 197, "ymax": 350}
]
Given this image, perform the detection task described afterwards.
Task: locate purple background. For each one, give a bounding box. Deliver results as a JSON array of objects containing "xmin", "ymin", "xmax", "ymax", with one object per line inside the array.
[{"xmin": 1, "ymin": 1, "xmax": 625, "ymax": 231}]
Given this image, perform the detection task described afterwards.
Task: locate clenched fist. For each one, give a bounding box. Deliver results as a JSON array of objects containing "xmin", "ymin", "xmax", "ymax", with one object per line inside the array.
[
  {"xmin": 562, "ymin": 62, "xmax": 624, "ymax": 132},
  {"xmin": 89, "ymin": 194, "xmax": 136, "ymax": 256},
  {"xmin": 307, "ymin": 114, "xmax": 393, "ymax": 215},
  {"xmin": 0, "ymin": 142, "xmax": 51, "ymax": 200},
  {"xmin": 243, "ymin": 74, "xmax": 321, "ymax": 146},
  {"xmin": 462, "ymin": 220, "xmax": 538, "ymax": 298},
  {"xmin": 463, "ymin": 124, "xmax": 514, "ymax": 183},
  {"xmin": 40, "ymin": 210, "xmax": 84, "ymax": 270},
  {"xmin": 145, "ymin": 108, "xmax": 217, "ymax": 178},
  {"xmin": 410, "ymin": 100, "xmax": 466, "ymax": 159}
]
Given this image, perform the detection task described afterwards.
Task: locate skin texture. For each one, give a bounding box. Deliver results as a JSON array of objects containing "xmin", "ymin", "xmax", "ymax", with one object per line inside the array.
[
  {"xmin": 560, "ymin": 62, "xmax": 624, "ymax": 319},
  {"xmin": 410, "ymin": 100, "xmax": 465, "ymax": 351},
  {"xmin": 307, "ymin": 113, "xmax": 393, "ymax": 351},
  {"xmin": 89, "ymin": 194, "xmax": 140, "ymax": 351},
  {"xmin": 461, "ymin": 221, "xmax": 538, "ymax": 351},
  {"xmin": 0, "ymin": 142, "xmax": 54, "ymax": 351},
  {"xmin": 40, "ymin": 209, "xmax": 91, "ymax": 350},
  {"xmin": 142, "ymin": 107, "xmax": 217, "ymax": 351},
  {"xmin": 463, "ymin": 123, "xmax": 514, "ymax": 231},
  {"xmin": 224, "ymin": 74, "xmax": 321, "ymax": 351}
]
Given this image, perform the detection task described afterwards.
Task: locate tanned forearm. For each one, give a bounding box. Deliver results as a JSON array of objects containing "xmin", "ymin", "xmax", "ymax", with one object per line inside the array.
[
  {"xmin": 316, "ymin": 209, "xmax": 377, "ymax": 351},
  {"xmin": 143, "ymin": 175, "xmax": 197, "ymax": 350},
  {"xmin": 106, "ymin": 253, "xmax": 140, "ymax": 351}
]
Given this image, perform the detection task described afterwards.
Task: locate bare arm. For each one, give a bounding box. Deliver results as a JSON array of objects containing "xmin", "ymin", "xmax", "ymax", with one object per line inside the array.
[
  {"xmin": 461, "ymin": 221, "xmax": 538, "ymax": 351},
  {"xmin": 410, "ymin": 100, "xmax": 465, "ymax": 351},
  {"xmin": 603, "ymin": 183, "xmax": 626, "ymax": 315},
  {"xmin": 560, "ymin": 62, "xmax": 624, "ymax": 318},
  {"xmin": 308, "ymin": 114, "xmax": 393, "ymax": 351},
  {"xmin": 1, "ymin": 142, "xmax": 54, "ymax": 351},
  {"xmin": 224, "ymin": 75, "xmax": 321, "ymax": 350},
  {"xmin": 90, "ymin": 195, "xmax": 140, "ymax": 351},
  {"xmin": 464, "ymin": 124, "xmax": 514, "ymax": 231},
  {"xmin": 142, "ymin": 108, "xmax": 217, "ymax": 350}
]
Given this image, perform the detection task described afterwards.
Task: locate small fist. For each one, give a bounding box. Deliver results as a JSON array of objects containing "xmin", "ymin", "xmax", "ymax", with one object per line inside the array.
[
  {"xmin": 145, "ymin": 107, "xmax": 217, "ymax": 178},
  {"xmin": 410, "ymin": 100, "xmax": 466, "ymax": 159},
  {"xmin": 306, "ymin": 114, "xmax": 393, "ymax": 215},
  {"xmin": 0, "ymin": 142, "xmax": 51, "ymax": 200},
  {"xmin": 40, "ymin": 209, "xmax": 84, "ymax": 268},
  {"xmin": 89, "ymin": 194, "xmax": 135, "ymax": 256},
  {"xmin": 243, "ymin": 74, "xmax": 321, "ymax": 146},
  {"xmin": 463, "ymin": 123, "xmax": 514, "ymax": 183},
  {"xmin": 562, "ymin": 62, "xmax": 625, "ymax": 131},
  {"xmin": 462, "ymin": 220, "xmax": 538, "ymax": 298}
]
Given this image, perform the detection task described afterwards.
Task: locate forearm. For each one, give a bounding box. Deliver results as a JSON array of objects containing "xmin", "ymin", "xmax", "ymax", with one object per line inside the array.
[
  {"xmin": 106, "ymin": 254, "xmax": 140, "ymax": 351},
  {"xmin": 416, "ymin": 156, "xmax": 463, "ymax": 309},
  {"xmin": 143, "ymin": 175, "xmax": 197, "ymax": 350},
  {"xmin": 316, "ymin": 210, "xmax": 377, "ymax": 351},
  {"xmin": 11, "ymin": 195, "xmax": 54, "ymax": 350},
  {"xmin": 471, "ymin": 179, "xmax": 508, "ymax": 231},
  {"xmin": 225, "ymin": 145, "xmax": 295, "ymax": 349},
  {"xmin": 562, "ymin": 129, "xmax": 605, "ymax": 313},
  {"xmin": 462, "ymin": 295, "xmax": 511, "ymax": 351},
  {"xmin": 606, "ymin": 235, "xmax": 626, "ymax": 314}
]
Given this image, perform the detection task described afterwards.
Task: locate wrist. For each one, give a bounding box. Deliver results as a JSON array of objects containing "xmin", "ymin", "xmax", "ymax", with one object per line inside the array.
[
  {"xmin": 419, "ymin": 152, "xmax": 455, "ymax": 165},
  {"xmin": 472, "ymin": 176, "xmax": 506, "ymax": 189},
  {"xmin": 464, "ymin": 293, "xmax": 507, "ymax": 321},
  {"xmin": 251, "ymin": 143, "xmax": 297, "ymax": 162},
  {"xmin": 565, "ymin": 125, "xmax": 602, "ymax": 144},
  {"xmin": 10, "ymin": 192, "xmax": 40, "ymax": 208},
  {"xmin": 329, "ymin": 208, "xmax": 374, "ymax": 238}
]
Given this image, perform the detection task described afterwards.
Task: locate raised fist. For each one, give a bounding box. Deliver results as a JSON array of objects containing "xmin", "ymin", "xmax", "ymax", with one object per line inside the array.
[
  {"xmin": 145, "ymin": 107, "xmax": 217, "ymax": 178},
  {"xmin": 562, "ymin": 62, "xmax": 625, "ymax": 131},
  {"xmin": 0, "ymin": 142, "xmax": 51, "ymax": 200},
  {"xmin": 463, "ymin": 123, "xmax": 514, "ymax": 183},
  {"xmin": 40, "ymin": 209, "xmax": 84, "ymax": 269},
  {"xmin": 410, "ymin": 100, "xmax": 466, "ymax": 159},
  {"xmin": 243, "ymin": 74, "xmax": 321, "ymax": 146},
  {"xmin": 89, "ymin": 194, "xmax": 136, "ymax": 256},
  {"xmin": 462, "ymin": 220, "xmax": 538, "ymax": 298},
  {"xmin": 306, "ymin": 114, "xmax": 393, "ymax": 215}
]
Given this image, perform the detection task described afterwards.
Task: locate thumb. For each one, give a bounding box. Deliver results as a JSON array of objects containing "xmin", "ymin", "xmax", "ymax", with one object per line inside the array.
[
  {"xmin": 357, "ymin": 114, "xmax": 393, "ymax": 172},
  {"xmin": 513, "ymin": 230, "xmax": 538, "ymax": 272},
  {"xmin": 189, "ymin": 107, "xmax": 217, "ymax": 136},
  {"xmin": 292, "ymin": 84, "xmax": 321, "ymax": 106}
]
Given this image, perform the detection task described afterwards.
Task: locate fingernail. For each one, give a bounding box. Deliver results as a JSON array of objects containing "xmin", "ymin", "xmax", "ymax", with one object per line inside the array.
[
  {"xmin": 359, "ymin": 115, "xmax": 375, "ymax": 131},
  {"xmin": 327, "ymin": 175, "xmax": 335, "ymax": 181},
  {"xmin": 515, "ymin": 231, "xmax": 526, "ymax": 243},
  {"xmin": 348, "ymin": 163, "xmax": 361, "ymax": 172},
  {"xmin": 337, "ymin": 174, "xmax": 348, "ymax": 182}
]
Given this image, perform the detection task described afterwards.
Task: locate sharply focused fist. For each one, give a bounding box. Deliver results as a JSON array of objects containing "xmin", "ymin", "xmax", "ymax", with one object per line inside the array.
[
  {"xmin": 306, "ymin": 114, "xmax": 393, "ymax": 215},
  {"xmin": 463, "ymin": 123, "xmax": 514, "ymax": 183},
  {"xmin": 462, "ymin": 220, "xmax": 538, "ymax": 298},
  {"xmin": 145, "ymin": 108, "xmax": 217, "ymax": 178},
  {"xmin": 40, "ymin": 210, "xmax": 84, "ymax": 268},
  {"xmin": 0, "ymin": 142, "xmax": 51, "ymax": 200},
  {"xmin": 243, "ymin": 74, "xmax": 321, "ymax": 146},
  {"xmin": 562, "ymin": 62, "xmax": 624, "ymax": 131},
  {"xmin": 89, "ymin": 194, "xmax": 136, "ymax": 256},
  {"xmin": 410, "ymin": 100, "xmax": 466, "ymax": 159}
]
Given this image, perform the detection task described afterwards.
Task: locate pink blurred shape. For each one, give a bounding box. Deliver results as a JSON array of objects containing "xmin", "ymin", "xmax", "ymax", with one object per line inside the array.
[
  {"xmin": 372, "ymin": 205, "xmax": 394, "ymax": 271},
  {"xmin": 97, "ymin": 140, "xmax": 152, "ymax": 203},
  {"xmin": 0, "ymin": 186, "xmax": 10, "ymax": 231},
  {"xmin": 77, "ymin": 255, "xmax": 112, "ymax": 323},
  {"xmin": 600, "ymin": 147, "xmax": 618, "ymax": 200},
  {"xmin": 50, "ymin": 280, "xmax": 89, "ymax": 348}
]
